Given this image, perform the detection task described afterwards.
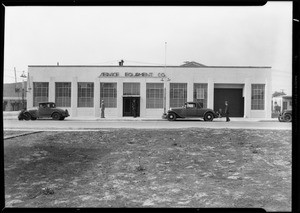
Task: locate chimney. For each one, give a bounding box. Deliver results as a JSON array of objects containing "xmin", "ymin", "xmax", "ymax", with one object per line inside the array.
[{"xmin": 118, "ymin": 60, "xmax": 124, "ymax": 66}]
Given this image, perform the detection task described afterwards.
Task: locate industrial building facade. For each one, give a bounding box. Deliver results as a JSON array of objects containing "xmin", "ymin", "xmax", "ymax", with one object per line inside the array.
[{"xmin": 26, "ymin": 65, "xmax": 272, "ymax": 118}]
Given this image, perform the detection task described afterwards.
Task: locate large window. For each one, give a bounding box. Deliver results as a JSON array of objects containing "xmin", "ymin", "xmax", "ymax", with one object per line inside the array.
[
  {"xmin": 55, "ymin": 82, "xmax": 71, "ymax": 107},
  {"xmin": 78, "ymin": 82, "xmax": 94, "ymax": 107},
  {"xmin": 170, "ymin": 83, "xmax": 187, "ymax": 107},
  {"xmin": 100, "ymin": 83, "xmax": 117, "ymax": 108},
  {"xmin": 251, "ymin": 84, "xmax": 265, "ymax": 110},
  {"xmin": 193, "ymin": 83, "xmax": 207, "ymax": 108},
  {"xmin": 33, "ymin": 82, "xmax": 49, "ymax": 106},
  {"xmin": 146, "ymin": 83, "xmax": 164, "ymax": 108},
  {"xmin": 123, "ymin": 83, "xmax": 140, "ymax": 95}
]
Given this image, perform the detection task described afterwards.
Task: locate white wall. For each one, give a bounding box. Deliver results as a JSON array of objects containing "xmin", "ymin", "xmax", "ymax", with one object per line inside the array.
[{"xmin": 27, "ymin": 65, "xmax": 272, "ymax": 118}]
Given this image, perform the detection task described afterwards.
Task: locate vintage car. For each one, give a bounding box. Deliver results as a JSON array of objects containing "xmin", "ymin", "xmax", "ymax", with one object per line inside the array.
[
  {"xmin": 18, "ymin": 102, "xmax": 69, "ymax": 121},
  {"xmin": 278, "ymin": 109, "xmax": 292, "ymax": 122},
  {"xmin": 166, "ymin": 102, "xmax": 219, "ymax": 121}
]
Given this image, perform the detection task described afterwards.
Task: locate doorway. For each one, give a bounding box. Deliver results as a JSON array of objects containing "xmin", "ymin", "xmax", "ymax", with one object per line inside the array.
[
  {"xmin": 214, "ymin": 88, "xmax": 244, "ymax": 117},
  {"xmin": 123, "ymin": 97, "xmax": 140, "ymax": 117}
]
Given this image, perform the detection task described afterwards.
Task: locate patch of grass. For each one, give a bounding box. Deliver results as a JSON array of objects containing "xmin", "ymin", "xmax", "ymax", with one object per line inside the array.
[{"xmin": 4, "ymin": 129, "xmax": 291, "ymax": 210}]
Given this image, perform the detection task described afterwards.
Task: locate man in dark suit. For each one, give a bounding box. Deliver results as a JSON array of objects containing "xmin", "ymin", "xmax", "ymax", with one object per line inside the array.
[{"xmin": 225, "ymin": 101, "xmax": 230, "ymax": 122}]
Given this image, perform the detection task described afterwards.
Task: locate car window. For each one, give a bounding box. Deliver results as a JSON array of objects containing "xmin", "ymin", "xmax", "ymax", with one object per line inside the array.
[{"xmin": 186, "ymin": 103, "xmax": 196, "ymax": 108}]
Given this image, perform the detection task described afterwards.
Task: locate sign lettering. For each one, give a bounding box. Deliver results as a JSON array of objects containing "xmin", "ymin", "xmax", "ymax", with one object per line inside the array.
[{"xmin": 100, "ymin": 72, "xmax": 165, "ymax": 78}]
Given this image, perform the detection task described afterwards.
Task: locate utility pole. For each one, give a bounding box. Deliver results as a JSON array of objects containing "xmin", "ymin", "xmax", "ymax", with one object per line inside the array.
[{"xmin": 20, "ymin": 71, "xmax": 27, "ymax": 109}]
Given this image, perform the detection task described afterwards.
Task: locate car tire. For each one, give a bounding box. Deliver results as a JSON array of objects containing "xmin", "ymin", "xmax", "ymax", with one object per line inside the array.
[
  {"xmin": 24, "ymin": 112, "xmax": 31, "ymax": 121},
  {"xmin": 278, "ymin": 116, "xmax": 284, "ymax": 122},
  {"xmin": 52, "ymin": 113, "xmax": 61, "ymax": 120},
  {"xmin": 167, "ymin": 113, "xmax": 177, "ymax": 121},
  {"xmin": 204, "ymin": 112, "xmax": 214, "ymax": 121},
  {"xmin": 284, "ymin": 113, "xmax": 292, "ymax": 122}
]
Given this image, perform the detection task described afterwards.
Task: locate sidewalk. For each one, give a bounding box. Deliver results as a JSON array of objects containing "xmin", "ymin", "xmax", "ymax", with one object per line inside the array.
[{"xmin": 3, "ymin": 111, "xmax": 278, "ymax": 122}]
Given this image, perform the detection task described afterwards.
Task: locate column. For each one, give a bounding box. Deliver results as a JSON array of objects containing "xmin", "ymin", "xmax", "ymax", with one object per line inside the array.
[
  {"xmin": 207, "ymin": 78, "xmax": 214, "ymax": 109},
  {"xmin": 49, "ymin": 77, "xmax": 55, "ymax": 102},
  {"xmin": 187, "ymin": 82, "xmax": 193, "ymax": 102},
  {"xmin": 244, "ymin": 78, "xmax": 251, "ymax": 118},
  {"xmin": 265, "ymin": 79, "xmax": 272, "ymax": 118},
  {"xmin": 71, "ymin": 77, "xmax": 78, "ymax": 117},
  {"xmin": 165, "ymin": 81, "xmax": 170, "ymax": 110},
  {"xmin": 117, "ymin": 81, "xmax": 123, "ymax": 117},
  {"xmin": 94, "ymin": 78, "xmax": 100, "ymax": 117},
  {"xmin": 27, "ymin": 75, "xmax": 34, "ymax": 108},
  {"xmin": 140, "ymin": 81, "xmax": 146, "ymax": 117}
]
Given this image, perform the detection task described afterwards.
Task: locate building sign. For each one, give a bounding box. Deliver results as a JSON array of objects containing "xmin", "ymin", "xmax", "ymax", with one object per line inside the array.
[{"xmin": 99, "ymin": 72, "xmax": 166, "ymax": 78}]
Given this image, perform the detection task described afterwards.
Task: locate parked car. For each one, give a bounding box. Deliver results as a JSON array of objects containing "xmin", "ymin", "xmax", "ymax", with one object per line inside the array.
[
  {"xmin": 278, "ymin": 109, "xmax": 292, "ymax": 122},
  {"xmin": 18, "ymin": 102, "xmax": 69, "ymax": 121},
  {"xmin": 166, "ymin": 102, "xmax": 220, "ymax": 121}
]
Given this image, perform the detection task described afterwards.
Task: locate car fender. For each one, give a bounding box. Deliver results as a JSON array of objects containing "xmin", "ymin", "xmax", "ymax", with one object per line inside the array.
[
  {"xmin": 203, "ymin": 110, "xmax": 218, "ymax": 118},
  {"xmin": 168, "ymin": 110, "xmax": 184, "ymax": 118},
  {"xmin": 51, "ymin": 110, "xmax": 62, "ymax": 117}
]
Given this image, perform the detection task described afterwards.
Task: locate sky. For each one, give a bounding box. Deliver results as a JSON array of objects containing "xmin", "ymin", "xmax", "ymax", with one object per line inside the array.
[{"xmin": 3, "ymin": 2, "xmax": 293, "ymax": 94}]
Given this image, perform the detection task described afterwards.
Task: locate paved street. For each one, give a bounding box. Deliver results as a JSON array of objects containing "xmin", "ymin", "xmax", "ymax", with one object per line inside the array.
[{"xmin": 4, "ymin": 118, "xmax": 291, "ymax": 131}]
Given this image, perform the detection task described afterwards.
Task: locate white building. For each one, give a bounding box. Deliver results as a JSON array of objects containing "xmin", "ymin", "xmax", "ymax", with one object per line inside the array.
[
  {"xmin": 272, "ymin": 95, "xmax": 292, "ymax": 113},
  {"xmin": 26, "ymin": 65, "xmax": 272, "ymax": 118}
]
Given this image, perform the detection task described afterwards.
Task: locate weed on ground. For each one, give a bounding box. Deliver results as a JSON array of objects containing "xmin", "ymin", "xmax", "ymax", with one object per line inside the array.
[{"xmin": 4, "ymin": 129, "xmax": 291, "ymax": 210}]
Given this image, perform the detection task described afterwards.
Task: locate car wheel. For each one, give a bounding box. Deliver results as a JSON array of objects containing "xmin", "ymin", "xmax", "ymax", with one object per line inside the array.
[
  {"xmin": 52, "ymin": 113, "xmax": 61, "ymax": 120},
  {"xmin": 204, "ymin": 112, "xmax": 214, "ymax": 121},
  {"xmin": 284, "ymin": 114, "xmax": 292, "ymax": 122},
  {"xmin": 167, "ymin": 113, "xmax": 177, "ymax": 121},
  {"xmin": 278, "ymin": 116, "xmax": 284, "ymax": 122},
  {"xmin": 24, "ymin": 112, "xmax": 31, "ymax": 121}
]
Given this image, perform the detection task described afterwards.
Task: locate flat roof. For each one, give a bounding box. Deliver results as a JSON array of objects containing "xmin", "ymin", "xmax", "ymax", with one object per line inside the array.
[{"xmin": 28, "ymin": 65, "xmax": 272, "ymax": 69}]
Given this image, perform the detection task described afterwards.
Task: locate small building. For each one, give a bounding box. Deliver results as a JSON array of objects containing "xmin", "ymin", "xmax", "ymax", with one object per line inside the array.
[
  {"xmin": 26, "ymin": 64, "xmax": 272, "ymax": 118},
  {"xmin": 272, "ymin": 95, "xmax": 292, "ymax": 113},
  {"xmin": 3, "ymin": 82, "xmax": 27, "ymax": 111}
]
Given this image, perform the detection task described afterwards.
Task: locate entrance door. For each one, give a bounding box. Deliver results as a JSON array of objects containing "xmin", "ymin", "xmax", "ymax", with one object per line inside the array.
[
  {"xmin": 123, "ymin": 97, "xmax": 140, "ymax": 117},
  {"xmin": 214, "ymin": 88, "xmax": 244, "ymax": 117}
]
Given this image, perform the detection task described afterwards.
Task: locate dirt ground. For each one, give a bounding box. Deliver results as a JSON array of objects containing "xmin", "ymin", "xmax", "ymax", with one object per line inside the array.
[{"xmin": 4, "ymin": 129, "xmax": 291, "ymax": 211}]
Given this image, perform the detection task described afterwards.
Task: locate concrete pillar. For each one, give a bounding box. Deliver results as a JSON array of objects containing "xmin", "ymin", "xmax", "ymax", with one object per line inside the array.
[
  {"xmin": 49, "ymin": 77, "xmax": 55, "ymax": 102},
  {"xmin": 165, "ymin": 81, "xmax": 170, "ymax": 110},
  {"xmin": 71, "ymin": 77, "xmax": 78, "ymax": 117},
  {"xmin": 187, "ymin": 82, "xmax": 193, "ymax": 102},
  {"xmin": 244, "ymin": 78, "xmax": 251, "ymax": 118},
  {"xmin": 140, "ymin": 81, "xmax": 146, "ymax": 117},
  {"xmin": 94, "ymin": 77, "xmax": 100, "ymax": 117},
  {"xmin": 265, "ymin": 79, "xmax": 272, "ymax": 118},
  {"xmin": 27, "ymin": 75, "xmax": 34, "ymax": 108},
  {"xmin": 117, "ymin": 81, "xmax": 123, "ymax": 117},
  {"xmin": 207, "ymin": 78, "xmax": 214, "ymax": 109}
]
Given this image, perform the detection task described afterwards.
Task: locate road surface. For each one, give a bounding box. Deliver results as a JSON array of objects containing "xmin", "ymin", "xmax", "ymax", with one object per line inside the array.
[{"xmin": 4, "ymin": 119, "xmax": 292, "ymax": 131}]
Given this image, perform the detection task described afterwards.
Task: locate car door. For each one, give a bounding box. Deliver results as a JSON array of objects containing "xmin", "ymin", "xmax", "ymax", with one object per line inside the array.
[
  {"xmin": 196, "ymin": 103, "xmax": 205, "ymax": 117},
  {"xmin": 186, "ymin": 103, "xmax": 197, "ymax": 117},
  {"xmin": 38, "ymin": 103, "xmax": 48, "ymax": 117}
]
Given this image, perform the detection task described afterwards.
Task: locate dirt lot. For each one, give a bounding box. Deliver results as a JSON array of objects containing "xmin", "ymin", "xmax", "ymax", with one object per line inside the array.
[{"xmin": 4, "ymin": 129, "xmax": 291, "ymax": 211}]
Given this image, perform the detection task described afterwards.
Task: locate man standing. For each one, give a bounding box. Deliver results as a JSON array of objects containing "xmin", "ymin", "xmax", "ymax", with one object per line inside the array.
[
  {"xmin": 225, "ymin": 101, "xmax": 230, "ymax": 122},
  {"xmin": 101, "ymin": 100, "xmax": 105, "ymax": 118}
]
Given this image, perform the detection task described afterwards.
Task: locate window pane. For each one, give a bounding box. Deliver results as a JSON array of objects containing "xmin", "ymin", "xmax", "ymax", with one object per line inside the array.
[
  {"xmin": 170, "ymin": 83, "xmax": 187, "ymax": 107},
  {"xmin": 100, "ymin": 83, "xmax": 117, "ymax": 108},
  {"xmin": 55, "ymin": 82, "xmax": 71, "ymax": 107},
  {"xmin": 251, "ymin": 84, "xmax": 265, "ymax": 110},
  {"xmin": 33, "ymin": 82, "xmax": 49, "ymax": 106},
  {"xmin": 146, "ymin": 83, "xmax": 164, "ymax": 108},
  {"xmin": 78, "ymin": 82, "xmax": 94, "ymax": 107}
]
